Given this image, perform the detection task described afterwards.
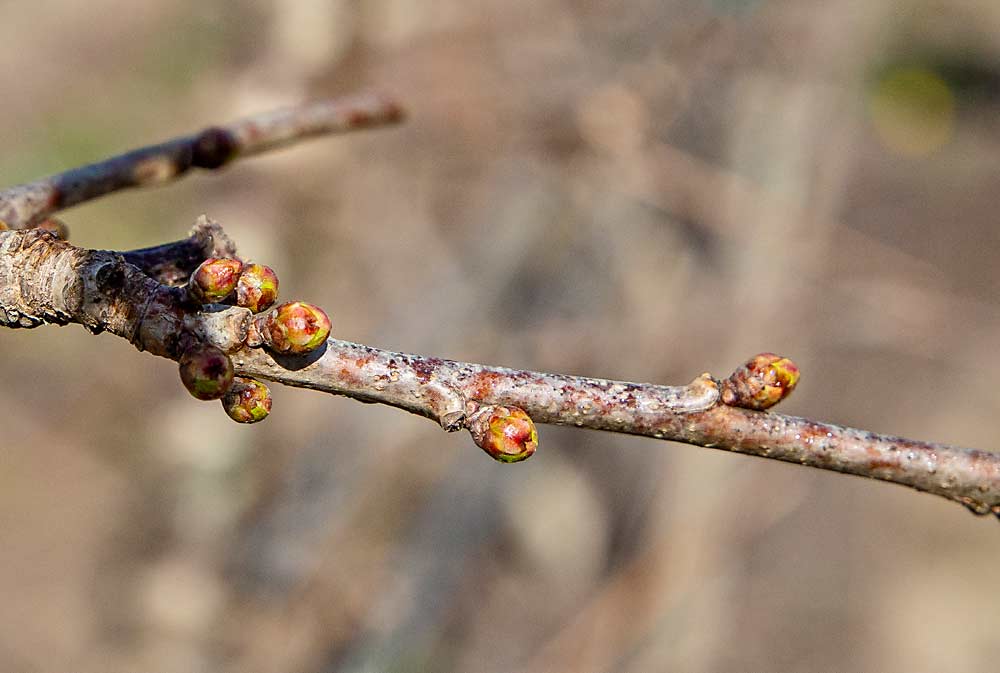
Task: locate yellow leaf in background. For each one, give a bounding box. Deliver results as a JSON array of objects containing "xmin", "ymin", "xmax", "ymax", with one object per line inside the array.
[{"xmin": 870, "ymin": 66, "xmax": 955, "ymax": 157}]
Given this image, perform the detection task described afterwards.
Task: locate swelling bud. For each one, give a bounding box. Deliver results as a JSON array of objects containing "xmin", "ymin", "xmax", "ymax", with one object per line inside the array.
[
  {"xmin": 260, "ymin": 301, "xmax": 331, "ymax": 354},
  {"xmin": 222, "ymin": 377, "xmax": 272, "ymax": 423},
  {"xmin": 179, "ymin": 344, "xmax": 235, "ymax": 400},
  {"xmin": 189, "ymin": 257, "xmax": 243, "ymax": 303},
  {"xmin": 721, "ymin": 352, "xmax": 800, "ymax": 410},
  {"xmin": 468, "ymin": 405, "xmax": 538, "ymax": 463},
  {"xmin": 236, "ymin": 263, "xmax": 279, "ymax": 313}
]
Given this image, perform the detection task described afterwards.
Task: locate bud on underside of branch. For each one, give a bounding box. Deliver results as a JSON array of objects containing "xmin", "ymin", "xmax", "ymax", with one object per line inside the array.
[
  {"xmin": 468, "ymin": 405, "xmax": 539, "ymax": 463},
  {"xmin": 179, "ymin": 343, "xmax": 235, "ymax": 400},
  {"xmin": 222, "ymin": 376, "xmax": 272, "ymax": 423}
]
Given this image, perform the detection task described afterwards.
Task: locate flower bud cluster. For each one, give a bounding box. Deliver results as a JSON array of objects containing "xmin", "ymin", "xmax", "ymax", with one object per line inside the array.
[{"xmin": 182, "ymin": 257, "xmax": 329, "ymax": 423}]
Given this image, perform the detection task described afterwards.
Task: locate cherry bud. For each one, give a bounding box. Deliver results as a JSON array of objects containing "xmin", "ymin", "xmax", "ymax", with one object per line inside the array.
[
  {"xmin": 236, "ymin": 263, "xmax": 279, "ymax": 313},
  {"xmin": 721, "ymin": 352, "xmax": 800, "ymax": 410},
  {"xmin": 222, "ymin": 377, "xmax": 272, "ymax": 423},
  {"xmin": 189, "ymin": 257, "xmax": 243, "ymax": 304},
  {"xmin": 468, "ymin": 405, "xmax": 538, "ymax": 463},
  {"xmin": 260, "ymin": 301, "xmax": 331, "ymax": 354},
  {"xmin": 179, "ymin": 344, "xmax": 235, "ymax": 400}
]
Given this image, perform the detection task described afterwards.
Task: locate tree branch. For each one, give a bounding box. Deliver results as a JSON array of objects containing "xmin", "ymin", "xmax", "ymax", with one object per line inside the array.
[
  {"xmin": 121, "ymin": 215, "xmax": 238, "ymax": 286},
  {"xmin": 1, "ymin": 94, "xmax": 997, "ymax": 521},
  {"xmin": 231, "ymin": 340, "xmax": 1000, "ymax": 517},
  {"xmin": 0, "ymin": 92, "xmax": 403, "ymax": 228}
]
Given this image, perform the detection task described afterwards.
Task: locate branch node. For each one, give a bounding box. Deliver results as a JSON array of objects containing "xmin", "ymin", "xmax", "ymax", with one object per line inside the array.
[
  {"xmin": 440, "ymin": 409, "xmax": 467, "ymax": 432},
  {"xmin": 682, "ymin": 373, "xmax": 721, "ymax": 411},
  {"xmin": 423, "ymin": 381, "xmax": 467, "ymax": 432},
  {"xmin": 192, "ymin": 127, "xmax": 238, "ymax": 169},
  {"xmin": 186, "ymin": 305, "xmax": 253, "ymax": 353}
]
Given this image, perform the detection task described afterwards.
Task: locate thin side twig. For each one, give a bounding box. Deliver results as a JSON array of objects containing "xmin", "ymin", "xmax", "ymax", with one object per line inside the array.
[
  {"xmin": 121, "ymin": 215, "xmax": 238, "ymax": 286},
  {"xmin": 0, "ymin": 93, "xmax": 404, "ymax": 229}
]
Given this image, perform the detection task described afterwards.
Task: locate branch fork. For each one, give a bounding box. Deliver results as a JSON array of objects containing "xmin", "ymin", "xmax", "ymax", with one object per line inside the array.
[{"xmin": 2, "ymin": 92, "xmax": 999, "ymax": 520}]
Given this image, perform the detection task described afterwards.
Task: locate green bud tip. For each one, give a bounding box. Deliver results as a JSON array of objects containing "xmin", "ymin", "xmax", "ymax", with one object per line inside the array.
[
  {"xmin": 469, "ymin": 405, "xmax": 538, "ymax": 463},
  {"xmin": 179, "ymin": 344, "xmax": 235, "ymax": 400},
  {"xmin": 236, "ymin": 263, "xmax": 279, "ymax": 313},
  {"xmin": 222, "ymin": 377, "xmax": 272, "ymax": 423},
  {"xmin": 189, "ymin": 257, "xmax": 243, "ymax": 303},
  {"xmin": 721, "ymin": 352, "xmax": 800, "ymax": 410},
  {"xmin": 262, "ymin": 301, "xmax": 331, "ymax": 354}
]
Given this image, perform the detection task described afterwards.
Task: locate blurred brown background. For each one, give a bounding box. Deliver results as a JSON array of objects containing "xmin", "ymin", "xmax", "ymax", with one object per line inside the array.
[{"xmin": 2, "ymin": 1, "xmax": 1000, "ymax": 671}]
